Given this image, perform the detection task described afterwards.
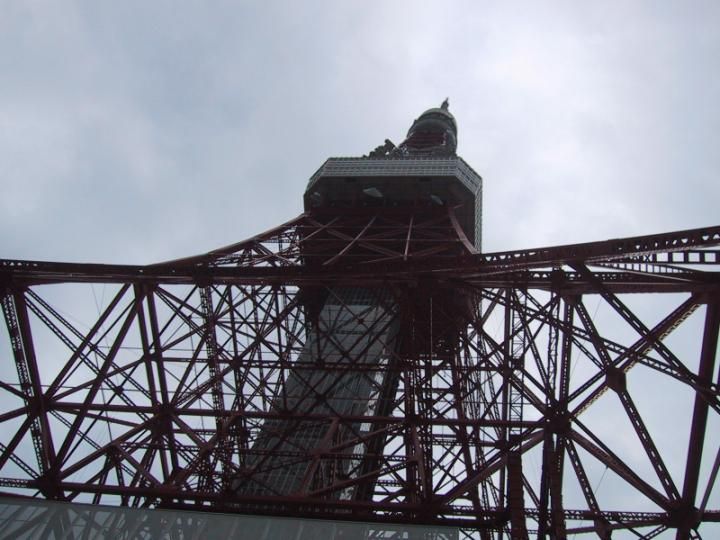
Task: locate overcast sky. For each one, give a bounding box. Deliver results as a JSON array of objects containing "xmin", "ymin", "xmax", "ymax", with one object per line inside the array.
[{"xmin": 2, "ymin": 2, "xmax": 719, "ymax": 264}]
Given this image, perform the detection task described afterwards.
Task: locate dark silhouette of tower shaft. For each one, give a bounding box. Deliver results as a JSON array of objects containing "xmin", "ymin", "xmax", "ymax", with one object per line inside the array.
[
  {"xmin": 1, "ymin": 103, "xmax": 720, "ymax": 539},
  {"xmin": 233, "ymin": 102, "xmax": 482, "ymax": 501}
]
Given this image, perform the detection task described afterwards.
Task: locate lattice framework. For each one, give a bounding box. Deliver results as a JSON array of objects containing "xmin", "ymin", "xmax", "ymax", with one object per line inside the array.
[{"xmin": 1, "ymin": 214, "xmax": 720, "ymax": 539}]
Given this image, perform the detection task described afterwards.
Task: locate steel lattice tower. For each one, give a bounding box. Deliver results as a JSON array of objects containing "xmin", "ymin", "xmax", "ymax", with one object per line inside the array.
[{"xmin": 1, "ymin": 102, "xmax": 719, "ymax": 539}]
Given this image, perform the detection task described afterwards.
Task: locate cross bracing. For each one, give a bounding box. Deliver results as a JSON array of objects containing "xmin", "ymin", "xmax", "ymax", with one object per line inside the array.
[{"xmin": 1, "ymin": 215, "xmax": 719, "ymax": 539}]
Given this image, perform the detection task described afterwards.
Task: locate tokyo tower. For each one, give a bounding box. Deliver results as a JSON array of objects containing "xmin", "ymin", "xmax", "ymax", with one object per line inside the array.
[{"xmin": 1, "ymin": 101, "xmax": 719, "ymax": 539}]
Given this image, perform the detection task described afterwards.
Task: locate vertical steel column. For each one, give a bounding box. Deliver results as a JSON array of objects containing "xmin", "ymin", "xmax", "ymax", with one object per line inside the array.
[
  {"xmin": 1, "ymin": 290, "xmax": 56, "ymax": 492},
  {"xmin": 676, "ymin": 294, "xmax": 720, "ymax": 539}
]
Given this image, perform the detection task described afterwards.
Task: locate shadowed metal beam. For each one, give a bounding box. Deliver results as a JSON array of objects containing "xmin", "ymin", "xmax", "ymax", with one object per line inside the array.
[{"xmin": 677, "ymin": 295, "xmax": 720, "ymax": 540}]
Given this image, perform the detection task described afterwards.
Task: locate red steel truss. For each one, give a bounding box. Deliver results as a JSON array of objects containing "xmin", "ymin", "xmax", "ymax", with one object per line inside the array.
[{"xmin": 1, "ymin": 209, "xmax": 720, "ymax": 539}]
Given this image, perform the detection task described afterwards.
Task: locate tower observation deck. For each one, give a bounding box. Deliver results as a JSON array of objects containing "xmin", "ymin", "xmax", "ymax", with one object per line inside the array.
[{"xmin": 1, "ymin": 101, "xmax": 720, "ymax": 539}]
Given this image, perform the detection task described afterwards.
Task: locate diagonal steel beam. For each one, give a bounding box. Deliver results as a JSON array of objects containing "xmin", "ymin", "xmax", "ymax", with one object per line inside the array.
[
  {"xmin": 571, "ymin": 425, "xmax": 669, "ymax": 511},
  {"xmin": 53, "ymin": 289, "xmax": 144, "ymax": 468}
]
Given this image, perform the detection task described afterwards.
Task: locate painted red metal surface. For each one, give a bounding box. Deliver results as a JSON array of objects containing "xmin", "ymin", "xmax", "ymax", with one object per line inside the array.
[{"xmin": 1, "ymin": 210, "xmax": 720, "ymax": 538}]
